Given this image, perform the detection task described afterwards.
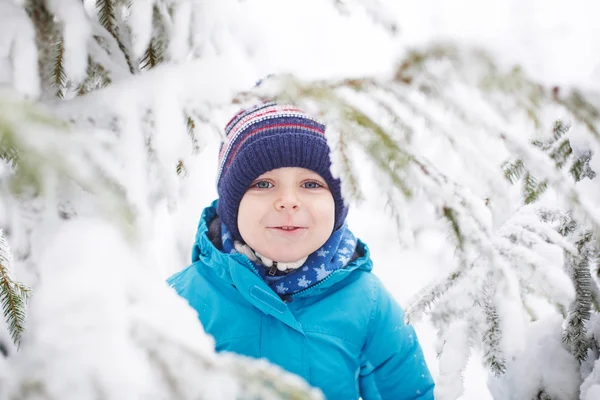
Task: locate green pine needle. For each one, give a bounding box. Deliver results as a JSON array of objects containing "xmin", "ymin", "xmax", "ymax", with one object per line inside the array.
[
  {"xmin": 176, "ymin": 160, "xmax": 186, "ymax": 176},
  {"xmin": 54, "ymin": 39, "xmax": 67, "ymax": 98},
  {"xmin": 503, "ymin": 159, "xmax": 525, "ymax": 184},
  {"xmin": 549, "ymin": 139, "xmax": 572, "ymax": 169},
  {"xmin": 96, "ymin": 0, "xmax": 116, "ymax": 35},
  {"xmin": 553, "ymin": 119, "xmax": 570, "ymax": 140},
  {"xmin": 345, "ymin": 107, "xmax": 412, "ymax": 197},
  {"xmin": 186, "ymin": 116, "xmax": 200, "ymax": 153},
  {"xmin": 442, "ymin": 206, "xmax": 464, "ymax": 249},
  {"xmin": 522, "ymin": 172, "xmax": 548, "ymax": 204},
  {"xmin": 141, "ymin": 41, "xmax": 159, "ymax": 71},
  {"xmin": 570, "ymin": 153, "xmax": 597, "ymax": 182},
  {"xmin": 482, "ymin": 296, "xmax": 507, "ymax": 376},
  {"xmin": 0, "ymin": 232, "xmax": 29, "ymax": 347}
]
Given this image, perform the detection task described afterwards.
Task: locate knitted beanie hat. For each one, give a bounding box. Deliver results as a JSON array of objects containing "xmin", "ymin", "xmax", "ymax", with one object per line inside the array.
[{"xmin": 216, "ymin": 101, "xmax": 348, "ymax": 241}]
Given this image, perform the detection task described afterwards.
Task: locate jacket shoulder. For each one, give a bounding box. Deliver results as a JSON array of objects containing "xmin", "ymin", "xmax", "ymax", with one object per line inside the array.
[{"xmin": 167, "ymin": 262, "xmax": 211, "ymax": 298}]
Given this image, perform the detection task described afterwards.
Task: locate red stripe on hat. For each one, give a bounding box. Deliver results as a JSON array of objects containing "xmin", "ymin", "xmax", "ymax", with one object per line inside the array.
[
  {"xmin": 225, "ymin": 122, "xmax": 325, "ymax": 169},
  {"xmin": 219, "ymin": 106, "xmax": 307, "ymax": 163}
]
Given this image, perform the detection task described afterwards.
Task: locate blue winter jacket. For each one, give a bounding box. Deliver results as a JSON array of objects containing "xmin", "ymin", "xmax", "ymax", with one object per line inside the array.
[{"xmin": 168, "ymin": 202, "xmax": 435, "ymax": 399}]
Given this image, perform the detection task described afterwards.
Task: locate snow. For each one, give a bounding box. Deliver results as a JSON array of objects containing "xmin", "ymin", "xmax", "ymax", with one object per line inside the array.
[
  {"xmin": 0, "ymin": 0, "xmax": 40, "ymax": 98},
  {"xmin": 488, "ymin": 315, "xmax": 580, "ymax": 400},
  {"xmin": 1, "ymin": 0, "xmax": 600, "ymax": 399},
  {"xmin": 128, "ymin": 0, "xmax": 154, "ymax": 59},
  {"xmin": 46, "ymin": 0, "xmax": 91, "ymax": 82}
]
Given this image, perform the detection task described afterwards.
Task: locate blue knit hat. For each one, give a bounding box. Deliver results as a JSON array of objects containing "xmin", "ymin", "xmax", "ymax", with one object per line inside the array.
[{"xmin": 216, "ymin": 101, "xmax": 348, "ymax": 241}]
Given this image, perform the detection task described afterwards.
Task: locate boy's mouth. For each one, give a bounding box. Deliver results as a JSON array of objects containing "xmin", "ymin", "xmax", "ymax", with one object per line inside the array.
[{"xmin": 271, "ymin": 226, "xmax": 306, "ymax": 232}]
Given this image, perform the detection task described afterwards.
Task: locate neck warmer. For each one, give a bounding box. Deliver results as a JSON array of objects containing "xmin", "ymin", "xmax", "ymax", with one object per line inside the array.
[{"xmin": 220, "ymin": 222, "xmax": 357, "ymax": 296}]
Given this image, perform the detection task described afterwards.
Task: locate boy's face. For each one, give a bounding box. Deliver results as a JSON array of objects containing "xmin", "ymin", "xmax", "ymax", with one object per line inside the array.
[{"xmin": 237, "ymin": 167, "xmax": 335, "ymax": 263}]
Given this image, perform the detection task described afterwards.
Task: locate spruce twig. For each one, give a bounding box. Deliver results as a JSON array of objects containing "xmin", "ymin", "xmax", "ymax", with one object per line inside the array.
[
  {"xmin": 186, "ymin": 116, "xmax": 200, "ymax": 153},
  {"xmin": 563, "ymin": 242, "xmax": 594, "ymax": 363},
  {"xmin": 54, "ymin": 38, "xmax": 67, "ymax": 98},
  {"xmin": 0, "ymin": 231, "xmax": 30, "ymax": 347},
  {"xmin": 96, "ymin": 0, "xmax": 135, "ymax": 74},
  {"xmin": 140, "ymin": 41, "xmax": 159, "ymax": 71},
  {"xmin": 522, "ymin": 172, "xmax": 547, "ymax": 205},
  {"xmin": 481, "ymin": 289, "xmax": 506, "ymax": 376}
]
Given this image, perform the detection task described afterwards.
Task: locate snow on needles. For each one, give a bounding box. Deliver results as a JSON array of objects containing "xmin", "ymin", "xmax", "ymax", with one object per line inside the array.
[{"xmin": 0, "ymin": 0, "xmax": 39, "ymax": 98}]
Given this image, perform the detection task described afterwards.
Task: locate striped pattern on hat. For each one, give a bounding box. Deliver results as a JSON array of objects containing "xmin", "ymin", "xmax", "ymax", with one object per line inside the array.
[{"xmin": 217, "ymin": 102, "xmax": 325, "ymax": 185}]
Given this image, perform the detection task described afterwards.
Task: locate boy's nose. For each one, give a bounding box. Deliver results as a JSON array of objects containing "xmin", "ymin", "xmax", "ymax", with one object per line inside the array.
[{"xmin": 274, "ymin": 191, "xmax": 301, "ymax": 211}]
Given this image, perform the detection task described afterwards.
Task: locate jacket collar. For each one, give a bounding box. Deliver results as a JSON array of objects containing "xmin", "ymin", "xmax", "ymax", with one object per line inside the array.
[{"xmin": 192, "ymin": 200, "xmax": 373, "ymax": 305}]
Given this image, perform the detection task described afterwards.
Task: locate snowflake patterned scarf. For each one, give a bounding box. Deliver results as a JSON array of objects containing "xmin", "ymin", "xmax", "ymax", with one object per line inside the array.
[{"xmin": 220, "ymin": 222, "xmax": 357, "ymax": 297}]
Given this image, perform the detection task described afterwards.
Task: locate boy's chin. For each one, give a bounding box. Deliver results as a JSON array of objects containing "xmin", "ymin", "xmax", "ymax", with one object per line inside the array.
[{"xmin": 262, "ymin": 249, "xmax": 312, "ymax": 263}]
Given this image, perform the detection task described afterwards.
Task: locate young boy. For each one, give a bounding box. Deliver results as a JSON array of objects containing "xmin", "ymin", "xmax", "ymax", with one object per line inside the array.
[{"xmin": 168, "ymin": 102, "xmax": 435, "ymax": 399}]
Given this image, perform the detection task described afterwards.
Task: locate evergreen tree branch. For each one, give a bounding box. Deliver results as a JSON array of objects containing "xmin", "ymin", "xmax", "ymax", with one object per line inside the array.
[
  {"xmin": 557, "ymin": 90, "xmax": 600, "ymax": 143},
  {"xmin": 522, "ymin": 172, "xmax": 548, "ymax": 205},
  {"xmin": 570, "ymin": 151, "xmax": 596, "ymax": 182},
  {"xmin": 0, "ymin": 230, "xmax": 29, "ymax": 347},
  {"xmin": 95, "ymin": 0, "xmax": 135, "ymax": 74},
  {"xmin": 96, "ymin": 0, "xmax": 116, "ymax": 36},
  {"xmin": 132, "ymin": 320, "xmax": 324, "ymax": 400},
  {"xmin": 24, "ymin": 0, "xmax": 63, "ymax": 95},
  {"xmin": 330, "ymin": 125, "xmax": 364, "ymax": 203},
  {"xmin": 140, "ymin": 39, "xmax": 163, "ymax": 71},
  {"xmin": 341, "ymin": 105, "xmax": 413, "ymax": 197},
  {"xmin": 406, "ymin": 267, "xmax": 469, "ymax": 324},
  {"xmin": 480, "ymin": 286, "xmax": 507, "ymax": 376},
  {"xmin": 186, "ymin": 116, "xmax": 200, "ymax": 153},
  {"xmin": 563, "ymin": 248, "xmax": 593, "ymax": 363},
  {"xmin": 77, "ymin": 56, "xmax": 112, "ymax": 96},
  {"xmin": 503, "ymin": 159, "xmax": 525, "ymax": 184},
  {"xmin": 54, "ymin": 38, "xmax": 67, "ymax": 98}
]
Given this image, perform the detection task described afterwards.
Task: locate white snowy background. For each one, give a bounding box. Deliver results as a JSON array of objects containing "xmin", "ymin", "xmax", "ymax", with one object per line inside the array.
[{"xmin": 2, "ymin": 0, "xmax": 600, "ymax": 398}]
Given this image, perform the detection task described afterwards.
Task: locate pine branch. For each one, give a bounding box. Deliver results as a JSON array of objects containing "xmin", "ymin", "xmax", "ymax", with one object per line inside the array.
[
  {"xmin": 503, "ymin": 159, "xmax": 525, "ymax": 184},
  {"xmin": 133, "ymin": 320, "xmax": 324, "ymax": 400},
  {"xmin": 0, "ymin": 142, "xmax": 19, "ymax": 169},
  {"xmin": 77, "ymin": 56, "xmax": 111, "ymax": 96},
  {"xmin": 548, "ymin": 139, "xmax": 572, "ymax": 169},
  {"xmin": 405, "ymin": 268, "xmax": 468, "ymax": 324},
  {"xmin": 95, "ymin": 0, "xmax": 135, "ymax": 74},
  {"xmin": 175, "ymin": 160, "xmax": 186, "ymax": 176},
  {"xmin": 522, "ymin": 172, "xmax": 548, "ymax": 204},
  {"xmin": 553, "ymin": 119, "xmax": 570, "ymax": 141},
  {"xmin": 0, "ymin": 231, "xmax": 29, "ymax": 347},
  {"xmin": 570, "ymin": 151, "xmax": 596, "ymax": 182},
  {"xmin": 342, "ymin": 106, "xmax": 412, "ymax": 197},
  {"xmin": 442, "ymin": 206, "xmax": 464, "ymax": 249},
  {"xmin": 140, "ymin": 40, "xmax": 160, "ymax": 71},
  {"xmin": 563, "ymin": 250, "xmax": 593, "ymax": 363},
  {"xmin": 481, "ymin": 291, "xmax": 507, "ymax": 376},
  {"xmin": 96, "ymin": 0, "xmax": 116, "ymax": 36},
  {"xmin": 54, "ymin": 38, "xmax": 67, "ymax": 98},
  {"xmin": 333, "ymin": 126, "xmax": 364, "ymax": 203},
  {"xmin": 557, "ymin": 90, "xmax": 600, "ymax": 142},
  {"xmin": 186, "ymin": 116, "xmax": 200, "ymax": 153},
  {"xmin": 24, "ymin": 0, "xmax": 63, "ymax": 95}
]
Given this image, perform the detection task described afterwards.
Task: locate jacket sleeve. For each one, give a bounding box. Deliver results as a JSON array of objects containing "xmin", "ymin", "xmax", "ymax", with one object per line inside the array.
[{"xmin": 359, "ymin": 277, "xmax": 435, "ymax": 400}]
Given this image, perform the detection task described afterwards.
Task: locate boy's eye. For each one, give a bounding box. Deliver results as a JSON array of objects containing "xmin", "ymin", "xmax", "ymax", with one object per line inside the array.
[
  {"xmin": 302, "ymin": 181, "xmax": 323, "ymax": 189},
  {"xmin": 252, "ymin": 181, "xmax": 273, "ymax": 189}
]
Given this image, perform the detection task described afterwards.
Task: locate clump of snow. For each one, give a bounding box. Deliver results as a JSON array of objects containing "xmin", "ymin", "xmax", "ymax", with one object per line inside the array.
[
  {"xmin": 435, "ymin": 320, "xmax": 470, "ymax": 400},
  {"xmin": 0, "ymin": 218, "xmax": 241, "ymax": 399},
  {"xmin": 46, "ymin": 0, "xmax": 91, "ymax": 82},
  {"xmin": 488, "ymin": 315, "xmax": 580, "ymax": 400},
  {"xmin": 128, "ymin": 0, "xmax": 153, "ymax": 59},
  {"xmin": 0, "ymin": 0, "xmax": 40, "ymax": 98}
]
